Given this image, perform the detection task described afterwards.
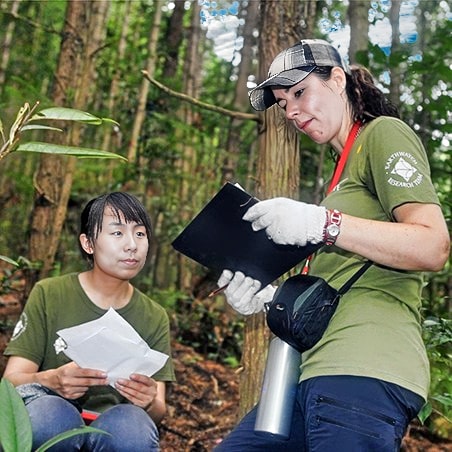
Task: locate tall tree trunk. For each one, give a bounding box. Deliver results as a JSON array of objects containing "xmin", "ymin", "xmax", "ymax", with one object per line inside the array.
[
  {"xmin": 175, "ymin": 1, "xmax": 203, "ymax": 294},
  {"xmin": 161, "ymin": 0, "xmax": 185, "ymax": 80},
  {"xmin": 412, "ymin": 0, "xmax": 429, "ymax": 145},
  {"xmin": 222, "ymin": 0, "xmax": 258, "ymax": 184},
  {"xmin": 388, "ymin": 0, "xmax": 402, "ymax": 109},
  {"xmin": 145, "ymin": 0, "xmax": 187, "ymax": 290},
  {"xmin": 25, "ymin": 0, "xmax": 108, "ymax": 301},
  {"xmin": 127, "ymin": 0, "xmax": 163, "ymax": 164},
  {"xmin": 239, "ymin": 0, "xmax": 318, "ymax": 416},
  {"xmin": 348, "ymin": 0, "xmax": 370, "ymax": 65},
  {"xmin": 0, "ymin": 0, "xmax": 20, "ymax": 89},
  {"xmin": 101, "ymin": 0, "xmax": 133, "ymax": 154}
]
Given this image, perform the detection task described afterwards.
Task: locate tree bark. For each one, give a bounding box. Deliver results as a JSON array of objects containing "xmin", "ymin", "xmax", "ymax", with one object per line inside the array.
[
  {"xmin": 222, "ymin": 0, "xmax": 259, "ymax": 184},
  {"xmin": 389, "ymin": 0, "xmax": 402, "ymax": 109},
  {"xmin": 0, "ymin": 0, "xmax": 20, "ymax": 89},
  {"xmin": 25, "ymin": 0, "xmax": 108, "ymax": 301},
  {"xmin": 161, "ymin": 0, "xmax": 186, "ymax": 79},
  {"xmin": 239, "ymin": 0, "xmax": 318, "ymax": 417},
  {"xmin": 127, "ymin": 0, "xmax": 163, "ymax": 164},
  {"xmin": 348, "ymin": 0, "xmax": 370, "ymax": 65},
  {"xmin": 101, "ymin": 0, "xmax": 133, "ymax": 154},
  {"xmin": 175, "ymin": 1, "xmax": 203, "ymax": 294}
]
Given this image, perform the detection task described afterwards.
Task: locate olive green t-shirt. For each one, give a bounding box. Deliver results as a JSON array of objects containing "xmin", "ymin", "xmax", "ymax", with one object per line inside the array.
[
  {"xmin": 5, "ymin": 273, "xmax": 176, "ymax": 412},
  {"xmin": 303, "ymin": 117, "xmax": 439, "ymax": 400}
]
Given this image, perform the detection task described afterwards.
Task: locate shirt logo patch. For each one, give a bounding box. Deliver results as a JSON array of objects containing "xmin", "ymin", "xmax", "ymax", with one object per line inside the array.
[
  {"xmin": 54, "ymin": 337, "xmax": 67, "ymax": 354},
  {"xmin": 385, "ymin": 152, "xmax": 423, "ymax": 188},
  {"xmin": 332, "ymin": 178, "xmax": 349, "ymax": 192},
  {"xmin": 11, "ymin": 312, "xmax": 28, "ymax": 340}
]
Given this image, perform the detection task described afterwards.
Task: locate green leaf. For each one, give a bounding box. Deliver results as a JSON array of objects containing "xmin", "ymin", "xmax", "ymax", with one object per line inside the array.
[
  {"xmin": 417, "ymin": 401, "xmax": 433, "ymax": 425},
  {"xmin": 0, "ymin": 379, "xmax": 33, "ymax": 452},
  {"xmin": 31, "ymin": 107, "xmax": 102, "ymax": 124},
  {"xmin": 0, "ymin": 117, "xmax": 5, "ymax": 143},
  {"xmin": 21, "ymin": 125, "xmax": 63, "ymax": 133},
  {"xmin": 9, "ymin": 103, "xmax": 30, "ymax": 143},
  {"xmin": 432, "ymin": 394, "xmax": 452, "ymax": 408},
  {"xmin": 0, "ymin": 255, "xmax": 19, "ymax": 266},
  {"xmin": 98, "ymin": 117, "xmax": 120, "ymax": 126},
  {"xmin": 37, "ymin": 426, "xmax": 110, "ymax": 452},
  {"xmin": 30, "ymin": 108, "xmax": 119, "ymax": 127},
  {"xmin": 15, "ymin": 142, "xmax": 127, "ymax": 161}
]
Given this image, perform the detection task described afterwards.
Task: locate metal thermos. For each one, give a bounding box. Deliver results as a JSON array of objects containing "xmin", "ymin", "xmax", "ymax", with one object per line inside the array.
[{"xmin": 254, "ymin": 336, "xmax": 301, "ymax": 439}]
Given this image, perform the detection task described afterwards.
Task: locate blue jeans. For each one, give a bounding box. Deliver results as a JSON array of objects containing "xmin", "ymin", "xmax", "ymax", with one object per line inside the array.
[
  {"xmin": 214, "ymin": 375, "xmax": 424, "ymax": 451},
  {"xmin": 19, "ymin": 385, "xmax": 159, "ymax": 451}
]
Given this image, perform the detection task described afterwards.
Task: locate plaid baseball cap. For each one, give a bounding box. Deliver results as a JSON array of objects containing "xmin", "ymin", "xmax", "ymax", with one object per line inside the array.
[{"xmin": 249, "ymin": 39, "xmax": 350, "ymax": 111}]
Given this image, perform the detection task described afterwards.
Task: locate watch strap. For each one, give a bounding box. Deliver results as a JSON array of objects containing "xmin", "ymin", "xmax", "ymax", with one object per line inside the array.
[{"xmin": 324, "ymin": 209, "xmax": 342, "ymax": 246}]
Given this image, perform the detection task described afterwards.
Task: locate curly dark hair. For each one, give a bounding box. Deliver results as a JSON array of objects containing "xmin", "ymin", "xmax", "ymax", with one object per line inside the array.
[{"xmin": 313, "ymin": 65, "xmax": 400, "ymax": 123}]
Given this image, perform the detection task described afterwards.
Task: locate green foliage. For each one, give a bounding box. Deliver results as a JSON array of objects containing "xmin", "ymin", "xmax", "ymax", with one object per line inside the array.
[
  {"xmin": 0, "ymin": 379, "xmax": 32, "ymax": 452},
  {"xmin": 421, "ymin": 317, "xmax": 452, "ymax": 436},
  {"xmin": 0, "ymin": 256, "xmax": 38, "ymax": 294},
  {"xmin": 0, "ymin": 258, "xmax": 37, "ymax": 333},
  {"xmin": 0, "ymin": 256, "xmax": 19, "ymax": 267},
  {"xmin": 31, "ymin": 107, "xmax": 119, "ymax": 125},
  {"xmin": 0, "ymin": 103, "xmax": 125, "ymax": 162},
  {"xmin": 0, "ymin": 379, "xmax": 109, "ymax": 452},
  {"xmin": 175, "ymin": 294, "xmax": 244, "ymax": 366},
  {"xmin": 148, "ymin": 288, "xmax": 187, "ymax": 312},
  {"xmin": 0, "ymin": 102, "xmax": 125, "ymax": 260},
  {"xmin": 15, "ymin": 142, "xmax": 127, "ymax": 160}
]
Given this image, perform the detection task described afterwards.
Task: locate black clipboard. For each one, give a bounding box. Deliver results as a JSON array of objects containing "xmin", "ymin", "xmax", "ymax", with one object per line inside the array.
[{"xmin": 172, "ymin": 183, "xmax": 322, "ymax": 287}]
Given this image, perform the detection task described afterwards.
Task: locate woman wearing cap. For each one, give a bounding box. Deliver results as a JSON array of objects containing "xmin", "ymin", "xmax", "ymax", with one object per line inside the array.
[{"xmin": 214, "ymin": 39, "xmax": 449, "ymax": 451}]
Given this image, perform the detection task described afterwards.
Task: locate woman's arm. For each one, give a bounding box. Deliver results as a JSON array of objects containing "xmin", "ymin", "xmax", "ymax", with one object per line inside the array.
[
  {"xmin": 146, "ymin": 381, "xmax": 166, "ymax": 424},
  {"xmin": 3, "ymin": 355, "xmax": 108, "ymax": 399},
  {"xmin": 337, "ymin": 202, "xmax": 450, "ymax": 271},
  {"xmin": 3, "ymin": 356, "xmax": 40, "ymax": 385},
  {"xmin": 115, "ymin": 375, "xmax": 167, "ymax": 424}
]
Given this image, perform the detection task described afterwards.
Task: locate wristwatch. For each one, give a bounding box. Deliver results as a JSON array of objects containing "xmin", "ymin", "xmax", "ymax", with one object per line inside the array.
[{"xmin": 324, "ymin": 209, "xmax": 342, "ymax": 246}]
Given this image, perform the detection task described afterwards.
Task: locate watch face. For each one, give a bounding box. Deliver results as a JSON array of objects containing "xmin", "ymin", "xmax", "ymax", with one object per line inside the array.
[{"xmin": 327, "ymin": 224, "xmax": 340, "ymax": 237}]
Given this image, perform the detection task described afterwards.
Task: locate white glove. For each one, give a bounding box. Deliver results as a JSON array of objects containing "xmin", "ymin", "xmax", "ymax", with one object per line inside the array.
[
  {"xmin": 243, "ymin": 197, "xmax": 327, "ymax": 247},
  {"xmin": 217, "ymin": 270, "xmax": 277, "ymax": 315}
]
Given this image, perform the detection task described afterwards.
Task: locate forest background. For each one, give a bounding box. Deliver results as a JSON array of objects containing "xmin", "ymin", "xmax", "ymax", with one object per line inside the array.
[{"xmin": 0, "ymin": 0, "xmax": 450, "ymax": 449}]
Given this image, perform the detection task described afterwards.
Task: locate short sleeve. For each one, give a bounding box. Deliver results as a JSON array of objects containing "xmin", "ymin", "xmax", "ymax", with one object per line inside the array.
[
  {"xmin": 363, "ymin": 117, "xmax": 439, "ymax": 219},
  {"xmin": 4, "ymin": 283, "xmax": 47, "ymax": 365}
]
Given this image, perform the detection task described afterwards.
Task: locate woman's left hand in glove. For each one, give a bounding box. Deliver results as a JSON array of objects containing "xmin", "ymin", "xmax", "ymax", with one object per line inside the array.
[{"xmin": 217, "ymin": 270, "xmax": 276, "ymax": 315}]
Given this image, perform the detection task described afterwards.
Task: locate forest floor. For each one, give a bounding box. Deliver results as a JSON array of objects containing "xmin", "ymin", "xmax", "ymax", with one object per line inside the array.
[{"xmin": 1, "ymin": 292, "xmax": 451, "ymax": 451}]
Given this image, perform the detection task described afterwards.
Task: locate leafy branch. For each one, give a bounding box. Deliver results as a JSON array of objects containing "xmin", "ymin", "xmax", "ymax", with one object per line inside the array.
[
  {"xmin": 0, "ymin": 102, "xmax": 127, "ymax": 267},
  {"xmin": 0, "ymin": 102, "xmax": 127, "ymax": 162}
]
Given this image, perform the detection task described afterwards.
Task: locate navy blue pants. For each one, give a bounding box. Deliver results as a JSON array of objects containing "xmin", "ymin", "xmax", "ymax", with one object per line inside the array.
[{"xmin": 214, "ymin": 376, "xmax": 424, "ymax": 451}]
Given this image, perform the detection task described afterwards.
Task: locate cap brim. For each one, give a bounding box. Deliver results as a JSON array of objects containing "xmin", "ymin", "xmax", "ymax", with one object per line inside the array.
[{"xmin": 249, "ymin": 67, "xmax": 315, "ymax": 111}]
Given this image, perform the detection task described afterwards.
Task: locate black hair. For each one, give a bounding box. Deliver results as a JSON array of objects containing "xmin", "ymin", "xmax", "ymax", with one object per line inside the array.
[
  {"xmin": 312, "ymin": 66, "xmax": 400, "ymax": 123},
  {"xmin": 79, "ymin": 192, "xmax": 152, "ymax": 265}
]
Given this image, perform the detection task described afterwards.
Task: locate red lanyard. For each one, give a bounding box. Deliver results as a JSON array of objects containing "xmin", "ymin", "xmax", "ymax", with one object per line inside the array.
[
  {"xmin": 327, "ymin": 121, "xmax": 362, "ymax": 194},
  {"xmin": 301, "ymin": 121, "xmax": 362, "ymax": 274}
]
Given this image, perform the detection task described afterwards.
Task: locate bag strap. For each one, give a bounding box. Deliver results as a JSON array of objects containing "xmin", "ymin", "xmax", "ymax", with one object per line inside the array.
[
  {"xmin": 337, "ymin": 260, "xmax": 373, "ymax": 296},
  {"xmin": 302, "ymin": 122, "xmax": 363, "ymax": 276}
]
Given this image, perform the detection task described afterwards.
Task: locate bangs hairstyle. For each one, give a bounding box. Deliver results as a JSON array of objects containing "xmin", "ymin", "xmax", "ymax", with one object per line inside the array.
[{"xmin": 79, "ymin": 192, "xmax": 152, "ymax": 264}]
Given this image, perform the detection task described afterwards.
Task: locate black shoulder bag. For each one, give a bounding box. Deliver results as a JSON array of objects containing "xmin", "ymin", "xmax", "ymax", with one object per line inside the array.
[{"xmin": 265, "ymin": 261, "xmax": 372, "ymax": 353}]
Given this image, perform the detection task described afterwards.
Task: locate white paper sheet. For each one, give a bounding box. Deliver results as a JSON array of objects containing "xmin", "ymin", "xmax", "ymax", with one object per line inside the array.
[{"xmin": 56, "ymin": 308, "xmax": 169, "ymax": 386}]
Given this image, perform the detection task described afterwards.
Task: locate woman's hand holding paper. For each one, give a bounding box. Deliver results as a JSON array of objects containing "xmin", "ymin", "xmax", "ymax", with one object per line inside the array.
[
  {"xmin": 243, "ymin": 197, "xmax": 327, "ymax": 246},
  {"xmin": 217, "ymin": 270, "xmax": 276, "ymax": 315}
]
